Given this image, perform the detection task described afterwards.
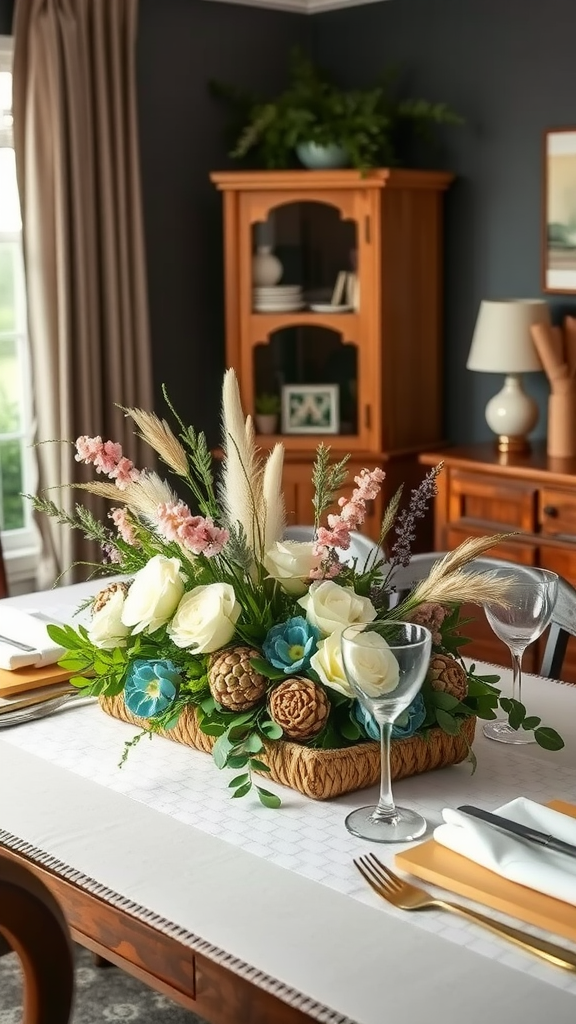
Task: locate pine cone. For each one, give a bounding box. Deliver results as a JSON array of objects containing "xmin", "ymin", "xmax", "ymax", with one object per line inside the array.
[
  {"xmin": 207, "ymin": 646, "xmax": 267, "ymax": 711},
  {"xmin": 428, "ymin": 653, "xmax": 468, "ymax": 701},
  {"xmin": 92, "ymin": 581, "xmax": 129, "ymax": 614},
  {"xmin": 268, "ymin": 678, "xmax": 329, "ymax": 741}
]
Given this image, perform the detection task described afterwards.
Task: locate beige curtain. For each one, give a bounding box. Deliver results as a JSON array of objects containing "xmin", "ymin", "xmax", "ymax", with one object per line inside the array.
[{"xmin": 12, "ymin": 0, "xmax": 154, "ymax": 585}]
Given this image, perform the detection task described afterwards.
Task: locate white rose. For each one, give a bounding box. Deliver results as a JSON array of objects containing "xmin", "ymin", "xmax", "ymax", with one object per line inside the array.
[
  {"xmin": 168, "ymin": 582, "xmax": 241, "ymax": 653},
  {"xmin": 263, "ymin": 540, "xmax": 322, "ymax": 597},
  {"xmin": 298, "ymin": 580, "xmax": 376, "ymax": 636},
  {"xmin": 310, "ymin": 630, "xmax": 354, "ymax": 697},
  {"xmin": 121, "ymin": 555, "xmax": 185, "ymax": 634},
  {"xmin": 341, "ymin": 630, "xmax": 400, "ymax": 698},
  {"xmin": 88, "ymin": 589, "xmax": 130, "ymax": 649}
]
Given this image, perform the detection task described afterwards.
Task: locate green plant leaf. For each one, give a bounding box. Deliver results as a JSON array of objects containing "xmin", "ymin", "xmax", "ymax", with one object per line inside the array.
[
  {"xmin": 199, "ymin": 721, "xmax": 226, "ymax": 738},
  {"xmin": 260, "ymin": 719, "xmax": 283, "ymax": 740},
  {"xmin": 435, "ymin": 708, "xmax": 460, "ymax": 735},
  {"xmin": 243, "ymin": 733, "xmax": 264, "ymax": 754},
  {"xmin": 521, "ymin": 715, "xmax": 541, "ymax": 731},
  {"xmin": 212, "ymin": 733, "xmax": 234, "ymax": 768},
  {"xmin": 250, "ymin": 657, "xmax": 286, "ymax": 680},
  {"xmin": 534, "ymin": 726, "xmax": 565, "ymax": 751},
  {"xmin": 507, "ymin": 702, "xmax": 526, "ymax": 730},
  {"xmin": 249, "ymin": 758, "xmax": 270, "ymax": 772},
  {"xmin": 228, "ymin": 773, "xmax": 250, "ymax": 788},
  {"xmin": 227, "ymin": 753, "xmax": 250, "ymax": 769},
  {"xmin": 231, "ymin": 782, "xmax": 253, "ymax": 799},
  {"xmin": 256, "ymin": 786, "xmax": 282, "ymax": 808}
]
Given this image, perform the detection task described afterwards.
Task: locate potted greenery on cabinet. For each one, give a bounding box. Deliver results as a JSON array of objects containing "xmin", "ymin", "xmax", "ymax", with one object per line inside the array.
[{"xmin": 209, "ymin": 48, "xmax": 462, "ymax": 171}]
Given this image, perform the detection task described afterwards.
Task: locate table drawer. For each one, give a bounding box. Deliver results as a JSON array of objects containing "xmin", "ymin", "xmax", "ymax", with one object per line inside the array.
[
  {"xmin": 448, "ymin": 470, "xmax": 537, "ymax": 531},
  {"xmin": 539, "ymin": 487, "xmax": 576, "ymax": 538}
]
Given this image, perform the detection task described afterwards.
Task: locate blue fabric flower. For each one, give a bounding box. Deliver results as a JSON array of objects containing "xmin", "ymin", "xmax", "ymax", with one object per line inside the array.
[
  {"xmin": 263, "ymin": 616, "xmax": 319, "ymax": 674},
  {"xmin": 124, "ymin": 659, "xmax": 181, "ymax": 718},
  {"xmin": 354, "ymin": 693, "xmax": 427, "ymax": 741}
]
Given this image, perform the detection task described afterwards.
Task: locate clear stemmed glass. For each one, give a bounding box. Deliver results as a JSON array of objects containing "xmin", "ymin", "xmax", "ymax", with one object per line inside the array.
[
  {"xmin": 340, "ymin": 620, "xmax": 432, "ymax": 843},
  {"xmin": 482, "ymin": 567, "xmax": 559, "ymax": 744}
]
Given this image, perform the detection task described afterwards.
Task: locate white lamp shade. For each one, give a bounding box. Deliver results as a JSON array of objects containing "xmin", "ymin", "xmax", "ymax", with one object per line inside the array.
[{"xmin": 467, "ymin": 299, "xmax": 550, "ymax": 373}]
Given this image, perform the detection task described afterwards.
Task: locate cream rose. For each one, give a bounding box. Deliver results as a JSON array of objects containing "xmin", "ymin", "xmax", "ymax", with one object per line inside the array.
[
  {"xmin": 264, "ymin": 540, "xmax": 322, "ymax": 597},
  {"xmin": 341, "ymin": 631, "xmax": 400, "ymax": 698},
  {"xmin": 298, "ymin": 580, "xmax": 376, "ymax": 636},
  {"xmin": 88, "ymin": 589, "xmax": 130, "ymax": 649},
  {"xmin": 121, "ymin": 555, "xmax": 185, "ymax": 634},
  {"xmin": 310, "ymin": 630, "xmax": 354, "ymax": 697},
  {"xmin": 168, "ymin": 582, "xmax": 241, "ymax": 653}
]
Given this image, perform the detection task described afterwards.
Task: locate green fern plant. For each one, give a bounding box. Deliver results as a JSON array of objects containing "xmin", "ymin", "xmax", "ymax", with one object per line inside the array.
[{"xmin": 209, "ymin": 49, "xmax": 463, "ymax": 171}]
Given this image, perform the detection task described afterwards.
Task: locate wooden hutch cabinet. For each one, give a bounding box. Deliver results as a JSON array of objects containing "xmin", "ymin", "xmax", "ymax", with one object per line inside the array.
[
  {"xmin": 421, "ymin": 443, "xmax": 576, "ymax": 681},
  {"xmin": 211, "ymin": 169, "xmax": 453, "ymax": 540}
]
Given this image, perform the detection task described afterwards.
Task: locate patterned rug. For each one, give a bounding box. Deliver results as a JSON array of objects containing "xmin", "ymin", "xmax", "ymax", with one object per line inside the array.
[{"xmin": 0, "ymin": 943, "xmax": 206, "ymax": 1023}]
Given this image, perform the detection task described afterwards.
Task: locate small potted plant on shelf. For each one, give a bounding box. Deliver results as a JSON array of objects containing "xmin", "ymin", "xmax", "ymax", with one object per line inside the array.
[
  {"xmin": 209, "ymin": 48, "xmax": 462, "ymax": 172},
  {"xmin": 255, "ymin": 392, "xmax": 281, "ymax": 435}
]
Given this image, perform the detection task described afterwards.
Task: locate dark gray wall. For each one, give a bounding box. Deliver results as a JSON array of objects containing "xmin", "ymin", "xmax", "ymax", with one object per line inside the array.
[
  {"xmin": 0, "ymin": 0, "xmax": 13, "ymax": 34},
  {"xmin": 137, "ymin": 0, "xmax": 307, "ymax": 446},
  {"xmin": 313, "ymin": 0, "xmax": 576, "ymax": 443}
]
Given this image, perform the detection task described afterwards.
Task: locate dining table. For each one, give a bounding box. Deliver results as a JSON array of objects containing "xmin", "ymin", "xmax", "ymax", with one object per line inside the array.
[{"xmin": 1, "ymin": 578, "xmax": 576, "ymax": 1024}]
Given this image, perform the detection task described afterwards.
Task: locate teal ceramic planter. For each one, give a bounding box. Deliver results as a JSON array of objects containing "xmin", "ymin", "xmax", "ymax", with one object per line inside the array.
[{"xmin": 296, "ymin": 142, "xmax": 350, "ymax": 170}]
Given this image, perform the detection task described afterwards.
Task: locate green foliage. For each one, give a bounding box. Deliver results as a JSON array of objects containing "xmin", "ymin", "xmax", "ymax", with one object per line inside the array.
[
  {"xmin": 255, "ymin": 392, "xmax": 281, "ymax": 416},
  {"xmin": 209, "ymin": 48, "xmax": 463, "ymax": 171}
]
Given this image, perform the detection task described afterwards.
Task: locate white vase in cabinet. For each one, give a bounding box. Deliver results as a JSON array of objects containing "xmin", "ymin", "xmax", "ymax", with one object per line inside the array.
[{"xmin": 252, "ymin": 245, "xmax": 283, "ymax": 287}]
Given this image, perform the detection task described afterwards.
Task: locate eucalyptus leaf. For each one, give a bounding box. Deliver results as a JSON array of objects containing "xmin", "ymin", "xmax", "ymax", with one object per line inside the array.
[
  {"xmin": 242, "ymin": 733, "xmax": 264, "ymax": 754},
  {"xmin": 228, "ymin": 773, "xmax": 250, "ymax": 789},
  {"xmin": 249, "ymin": 758, "xmax": 270, "ymax": 772},
  {"xmin": 260, "ymin": 719, "xmax": 283, "ymax": 740},
  {"xmin": 257, "ymin": 787, "xmax": 282, "ymax": 808},
  {"xmin": 231, "ymin": 782, "xmax": 252, "ymax": 799},
  {"xmin": 212, "ymin": 733, "xmax": 234, "ymax": 769},
  {"xmin": 521, "ymin": 715, "xmax": 541, "ymax": 731},
  {"xmin": 227, "ymin": 753, "xmax": 250, "ymax": 769}
]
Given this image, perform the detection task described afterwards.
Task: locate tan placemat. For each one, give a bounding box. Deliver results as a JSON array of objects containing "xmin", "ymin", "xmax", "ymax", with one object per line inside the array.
[
  {"xmin": 395, "ymin": 800, "xmax": 576, "ymax": 942},
  {"xmin": 0, "ymin": 664, "xmax": 73, "ymax": 697}
]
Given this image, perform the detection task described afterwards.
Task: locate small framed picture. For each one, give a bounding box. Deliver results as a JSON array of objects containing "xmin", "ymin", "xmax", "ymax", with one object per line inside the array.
[
  {"xmin": 543, "ymin": 128, "xmax": 576, "ymax": 293},
  {"xmin": 281, "ymin": 384, "xmax": 339, "ymax": 435}
]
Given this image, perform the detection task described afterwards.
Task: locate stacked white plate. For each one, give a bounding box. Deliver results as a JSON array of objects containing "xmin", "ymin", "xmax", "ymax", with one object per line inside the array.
[{"xmin": 253, "ymin": 285, "xmax": 304, "ymax": 312}]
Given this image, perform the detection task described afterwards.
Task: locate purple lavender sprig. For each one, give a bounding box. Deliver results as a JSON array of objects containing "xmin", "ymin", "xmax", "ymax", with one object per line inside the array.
[{"xmin": 389, "ymin": 464, "xmax": 443, "ymax": 569}]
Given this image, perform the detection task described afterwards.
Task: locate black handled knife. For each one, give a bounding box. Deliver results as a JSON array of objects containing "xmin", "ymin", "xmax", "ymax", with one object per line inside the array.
[{"xmin": 457, "ymin": 804, "xmax": 576, "ymax": 857}]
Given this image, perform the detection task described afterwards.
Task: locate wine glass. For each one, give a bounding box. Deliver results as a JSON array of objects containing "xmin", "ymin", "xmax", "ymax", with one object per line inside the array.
[
  {"xmin": 340, "ymin": 620, "xmax": 432, "ymax": 843},
  {"xmin": 482, "ymin": 567, "xmax": 559, "ymax": 744}
]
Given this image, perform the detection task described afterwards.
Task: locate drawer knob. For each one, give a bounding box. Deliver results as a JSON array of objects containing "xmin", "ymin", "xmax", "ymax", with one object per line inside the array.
[{"xmin": 543, "ymin": 505, "xmax": 559, "ymax": 518}]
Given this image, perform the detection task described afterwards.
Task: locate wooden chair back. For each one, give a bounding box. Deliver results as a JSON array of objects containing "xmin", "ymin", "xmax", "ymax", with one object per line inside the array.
[{"xmin": 0, "ymin": 853, "xmax": 74, "ymax": 1023}]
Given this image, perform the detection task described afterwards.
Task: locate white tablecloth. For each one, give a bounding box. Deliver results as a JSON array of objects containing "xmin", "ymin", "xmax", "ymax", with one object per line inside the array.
[{"xmin": 2, "ymin": 580, "xmax": 576, "ymax": 1024}]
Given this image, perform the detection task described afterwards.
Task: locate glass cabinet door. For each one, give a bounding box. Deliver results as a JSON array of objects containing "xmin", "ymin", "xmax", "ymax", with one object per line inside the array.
[{"xmin": 237, "ymin": 189, "xmax": 380, "ymax": 452}]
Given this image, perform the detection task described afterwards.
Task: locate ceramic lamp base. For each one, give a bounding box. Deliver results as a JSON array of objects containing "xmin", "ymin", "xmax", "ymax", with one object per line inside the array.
[{"xmin": 485, "ymin": 374, "xmax": 538, "ymax": 454}]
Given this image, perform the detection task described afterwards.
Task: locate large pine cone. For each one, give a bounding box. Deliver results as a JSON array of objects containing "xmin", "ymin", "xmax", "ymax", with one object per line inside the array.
[
  {"xmin": 428, "ymin": 653, "xmax": 468, "ymax": 701},
  {"xmin": 268, "ymin": 678, "xmax": 330, "ymax": 741},
  {"xmin": 207, "ymin": 646, "xmax": 268, "ymax": 711}
]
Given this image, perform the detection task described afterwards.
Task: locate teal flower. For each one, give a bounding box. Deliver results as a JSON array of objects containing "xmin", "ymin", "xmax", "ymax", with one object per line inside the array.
[
  {"xmin": 354, "ymin": 693, "xmax": 427, "ymax": 741},
  {"xmin": 124, "ymin": 659, "xmax": 181, "ymax": 718},
  {"xmin": 263, "ymin": 616, "xmax": 319, "ymax": 674}
]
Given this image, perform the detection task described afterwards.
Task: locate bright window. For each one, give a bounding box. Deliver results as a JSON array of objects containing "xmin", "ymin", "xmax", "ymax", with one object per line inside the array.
[{"xmin": 0, "ymin": 35, "xmax": 38, "ymax": 570}]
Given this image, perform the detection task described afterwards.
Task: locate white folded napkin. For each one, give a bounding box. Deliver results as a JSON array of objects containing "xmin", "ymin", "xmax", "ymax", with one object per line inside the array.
[
  {"xmin": 0, "ymin": 608, "xmax": 66, "ymax": 671},
  {"xmin": 434, "ymin": 797, "xmax": 576, "ymax": 905}
]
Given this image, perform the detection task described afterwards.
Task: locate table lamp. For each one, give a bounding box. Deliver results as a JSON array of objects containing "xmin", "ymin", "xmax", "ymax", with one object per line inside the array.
[{"xmin": 466, "ymin": 299, "xmax": 550, "ymax": 454}]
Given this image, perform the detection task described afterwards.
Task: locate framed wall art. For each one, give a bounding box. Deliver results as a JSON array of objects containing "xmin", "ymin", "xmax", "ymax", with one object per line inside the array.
[
  {"xmin": 281, "ymin": 384, "xmax": 340, "ymax": 435},
  {"xmin": 543, "ymin": 128, "xmax": 576, "ymax": 293}
]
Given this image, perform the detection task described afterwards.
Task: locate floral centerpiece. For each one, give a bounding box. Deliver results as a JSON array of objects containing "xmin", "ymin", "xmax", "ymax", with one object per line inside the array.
[{"xmin": 33, "ymin": 371, "xmax": 563, "ymax": 807}]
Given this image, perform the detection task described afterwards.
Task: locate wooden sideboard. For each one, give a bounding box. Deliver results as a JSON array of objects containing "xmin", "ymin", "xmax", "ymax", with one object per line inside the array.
[{"xmin": 420, "ymin": 443, "xmax": 576, "ymax": 681}]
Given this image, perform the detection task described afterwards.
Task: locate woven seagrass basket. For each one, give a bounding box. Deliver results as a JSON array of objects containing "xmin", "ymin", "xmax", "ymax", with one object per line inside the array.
[{"xmin": 99, "ymin": 696, "xmax": 476, "ymax": 801}]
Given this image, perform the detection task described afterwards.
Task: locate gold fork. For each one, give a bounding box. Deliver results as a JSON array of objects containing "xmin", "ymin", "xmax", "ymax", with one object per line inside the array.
[{"xmin": 354, "ymin": 854, "xmax": 576, "ymax": 972}]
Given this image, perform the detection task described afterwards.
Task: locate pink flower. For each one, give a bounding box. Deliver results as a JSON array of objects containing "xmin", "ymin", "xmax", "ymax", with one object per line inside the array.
[
  {"xmin": 317, "ymin": 467, "xmax": 386, "ymax": 557},
  {"xmin": 156, "ymin": 501, "xmax": 228, "ymax": 558},
  {"xmin": 109, "ymin": 508, "xmax": 138, "ymax": 547},
  {"xmin": 74, "ymin": 435, "xmax": 139, "ymax": 489}
]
